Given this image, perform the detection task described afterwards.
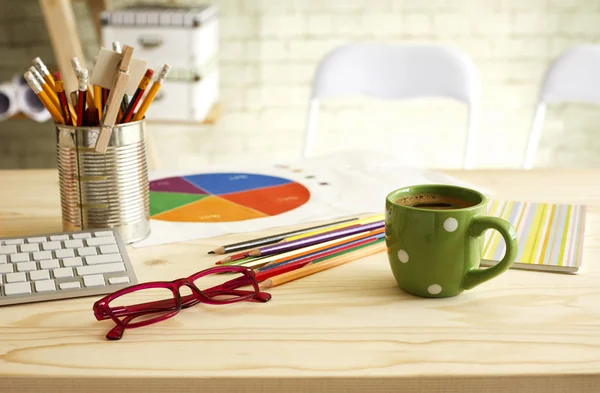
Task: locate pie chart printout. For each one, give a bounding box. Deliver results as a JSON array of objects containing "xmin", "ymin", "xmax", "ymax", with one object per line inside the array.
[{"xmin": 149, "ymin": 173, "xmax": 312, "ymax": 223}]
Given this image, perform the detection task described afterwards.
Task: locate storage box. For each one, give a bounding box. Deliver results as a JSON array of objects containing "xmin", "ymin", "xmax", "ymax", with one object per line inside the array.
[{"xmin": 100, "ymin": 3, "xmax": 219, "ymax": 122}]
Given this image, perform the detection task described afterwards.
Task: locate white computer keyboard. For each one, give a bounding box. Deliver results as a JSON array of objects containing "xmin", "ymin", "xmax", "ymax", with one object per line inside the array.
[{"xmin": 0, "ymin": 228, "xmax": 137, "ymax": 306}]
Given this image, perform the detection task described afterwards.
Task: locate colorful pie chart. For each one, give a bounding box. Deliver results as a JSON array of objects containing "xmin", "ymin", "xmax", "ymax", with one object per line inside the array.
[{"xmin": 149, "ymin": 173, "xmax": 311, "ymax": 222}]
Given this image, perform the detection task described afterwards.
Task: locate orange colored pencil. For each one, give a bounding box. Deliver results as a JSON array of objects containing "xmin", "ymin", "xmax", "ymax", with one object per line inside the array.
[
  {"xmin": 259, "ymin": 242, "xmax": 386, "ymax": 289},
  {"xmin": 254, "ymin": 235, "xmax": 381, "ymax": 282}
]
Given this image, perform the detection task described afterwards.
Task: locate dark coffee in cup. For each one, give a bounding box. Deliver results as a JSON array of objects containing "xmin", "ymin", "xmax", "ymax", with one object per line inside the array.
[{"xmin": 393, "ymin": 193, "xmax": 476, "ymax": 210}]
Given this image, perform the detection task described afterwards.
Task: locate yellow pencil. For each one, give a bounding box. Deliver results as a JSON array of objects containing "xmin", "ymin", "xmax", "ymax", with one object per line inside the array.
[
  {"xmin": 33, "ymin": 57, "xmax": 56, "ymax": 91},
  {"xmin": 284, "ymin": 214, "xmax": 384, "ymax": 242},
  {"xmin": 132, "ymin": 64, "xmax": 171, "ymax": 121},
  {"xmin": 28, "ymin": 66, "xmax": 60, "ymax": 114},
  {"xmin": 94, "ymin": 85, "xmax": 102, "ymax": 119},
  {"xmin": 24, "ymin": 71, "xmax": 64, "ymax": 124}
]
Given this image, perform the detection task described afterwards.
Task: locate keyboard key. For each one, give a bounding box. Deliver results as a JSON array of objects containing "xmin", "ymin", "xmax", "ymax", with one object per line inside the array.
[
  {"xmin": 77, "ymin": 262, "xmax": 125, "ymax": 276},
  {"xmin": 62, "ymin": 257, "xmax": 83, "ymax": 267},
  {"xmin": 59, "ymin": 282, "xmax": 81, "ymax": 290},
  {"xmin": 55, "ymin": 249, "xmax": 75, "ymax": 259},
  {"xmin": 84, "ymin": 275, "xmax": 105, "ymax": 287},
  {"xmin": 32, "ymin": 251, "xmax": 53, "ymax": 261},
  {"xmin": 5, "ymin": 282, "xmax": 31, "ymax": 295},
  {"xmin": 20, "ymin": 243, "xmax": 39, "ymax": 253},
  {"xmin": 0, "ymin": 255, "xmax": 6, "ymax": 264},
  {"xmin": 71, "ymin": 233, "xmax": 91, "ymax": 239},
  {"xmin": 100, "ymin": 245, "xmax": 119, "ymax": 254},
  {"xmin": 40, "ymin": 259, "xmax": 60, "ymax": 269},
  {"xmin": 86, "ymin": 254, "xmax": 123, "ymax": 265},
  {"xmin": 64, "ymin": 239, "xmax": 84, "ymax": 249},
  {"xmin": 53, "ymin": 267, "xmax": 74, "ymax": 278},
  {"xmin": 50, "ymin": 235, "xmax": 69, "ymax": 241},
  {"xmin": 27, "ymin": 237, "xmax": 46, "ymax": 243},
  {"xmin": 95, "ymin": 231, "xmax": 114, "ymax": 237},
  {"xmin": 42, "ymin": 241, "xmax": 62, "ymax": 251},
  {"xmin": 35, "ymin": 280, "xmax": 56, "ymax": 292},
  {"xmin": 6, "ymin": 272, "xmax": 26, "ymax": 283},
  {"xmin": 0, "ymin": 264, "xmax": 13, "ymax": 274},
  {"xmin": 30, "ymin": 270, "xmax": 50, "ymax": 281},
  {"xmin": 16, "ymin": 262, "xmax": 37, "ymax": 272},
  {"xmin": 109, "ymin": 276, "xmax": 130, "ymax": 285},
  {"xmin": 0, "ymin": 245, "xmax": 17, "ymax": 255},
  {"xmin": 77, "ymin": 247, "xmax": 97, "ymax": 257},
  {"xmin": 86, "ymin": 236, "xmax": 116, "ymax": 247},
  {"xmin": 10, "ymin": 253, "xmax": 30, "ymax": 263},
  {"xmin": 4, "ymin": 239, "xmax": 24, "ymax": 245}
]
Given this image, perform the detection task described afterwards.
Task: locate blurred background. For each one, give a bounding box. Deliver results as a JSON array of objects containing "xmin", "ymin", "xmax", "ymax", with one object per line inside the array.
[{"xmin": 1, "ymin": 0, "xmax": 600, "ymax": 170}]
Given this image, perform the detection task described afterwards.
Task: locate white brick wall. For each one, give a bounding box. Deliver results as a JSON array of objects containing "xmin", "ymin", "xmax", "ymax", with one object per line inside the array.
[
  {"xmin": 2, "ymin": 0, "xmax": 600, "ymax": 169},
  {"xmin": 149, "ymin": 0, "xmax": 600, "ymax": 170}
]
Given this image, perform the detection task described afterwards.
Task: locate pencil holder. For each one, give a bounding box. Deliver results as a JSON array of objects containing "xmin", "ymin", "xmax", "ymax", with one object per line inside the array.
[{"xmin": 56, "ymin": 119, "xmax": 150, "ymax": 244}]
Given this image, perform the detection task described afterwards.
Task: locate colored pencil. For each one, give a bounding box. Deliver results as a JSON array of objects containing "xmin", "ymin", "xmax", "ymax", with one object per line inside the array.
[
  {"xmin": 283, "ymin": 214, "xmax": 384, "ymax": 242},
  {"xmin": 211, "ymin": 217, "xmax": 359, "ymax": 256},
  {"xmin": 251, "ymin": 236, "xmax": 382, "ymax": 285},
  {"xmin": 256, "ymin": 232, "xmax": 384, "ymax": 276},
  {"xmin": 120, "ymin": 68, "xmax": 153, "ymax": 123},
  {"xmin": 248, "ymin": 220, "xmax": 384, "ymax": 257},
  {"xmin": 133, "ymin": 64, "xmax": 172, "ymax": 121},
  {"xmin": 260, "ymin": 228, "xmax": 385, "ymax": 268},
  {"xmin": 259, "ymin": 241, "xmax": 386, "ymax": 289},
  {"xmin": 220, "ymin": 228, "xmax": 385, "ymax": 270}
]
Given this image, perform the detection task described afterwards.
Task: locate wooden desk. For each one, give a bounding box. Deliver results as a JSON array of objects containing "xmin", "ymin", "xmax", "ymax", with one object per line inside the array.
[{"xmin": 1, "ymin": 169, "xmax": 599, "ymax": 393}]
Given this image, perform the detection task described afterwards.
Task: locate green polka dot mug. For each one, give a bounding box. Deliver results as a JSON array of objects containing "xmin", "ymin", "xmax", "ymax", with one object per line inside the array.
[{"xmin": 385, "ymin": 184, "xmax": 518, "ymax": 298}]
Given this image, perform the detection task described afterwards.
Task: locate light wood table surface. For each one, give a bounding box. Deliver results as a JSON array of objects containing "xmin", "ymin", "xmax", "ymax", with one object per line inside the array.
[{"xmin": 0, "ymin": 169, "xmax": 599, "ymax": 393}]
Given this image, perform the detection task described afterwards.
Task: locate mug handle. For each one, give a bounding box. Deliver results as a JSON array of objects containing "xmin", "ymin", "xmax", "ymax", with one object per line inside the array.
[{"xmin": 462, "ymin": 216, "xmax": 518, "ymax": 290}]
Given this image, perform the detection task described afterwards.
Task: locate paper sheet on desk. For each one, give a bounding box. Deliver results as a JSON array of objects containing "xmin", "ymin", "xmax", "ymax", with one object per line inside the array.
[{"xmin": 132, "ymin": 150, "xmax": 491, "ymax": 248}]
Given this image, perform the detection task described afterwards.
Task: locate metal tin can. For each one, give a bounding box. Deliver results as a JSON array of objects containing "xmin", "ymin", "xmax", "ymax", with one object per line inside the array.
[{"xmin": 56, "ymin": 119, "xmax": 150, "ymax": 243}]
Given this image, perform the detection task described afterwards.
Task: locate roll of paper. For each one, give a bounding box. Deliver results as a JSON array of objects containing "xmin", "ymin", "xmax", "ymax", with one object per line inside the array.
[
  {"xmin": 0, "ymin": 83, "xmax": 18, "ymax": 121},
  {"xmin": 16, "ymin": 84, "xmax": 51, "ymax": 122}
]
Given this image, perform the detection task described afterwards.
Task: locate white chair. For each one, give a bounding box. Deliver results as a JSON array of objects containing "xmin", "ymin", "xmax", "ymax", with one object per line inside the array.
[
  {"xmin": 523, "ymin": 45, "xmax": 600, "ymax": 169},
  {"xmin": 302, "ymin": 44, "xmax": 481, "ymax": 169}
]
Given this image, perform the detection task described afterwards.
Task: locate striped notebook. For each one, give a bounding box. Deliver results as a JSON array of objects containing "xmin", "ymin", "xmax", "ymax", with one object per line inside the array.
[{"xmin": 481, "ymin": 200, "xmax": 587, "ymax": 273}]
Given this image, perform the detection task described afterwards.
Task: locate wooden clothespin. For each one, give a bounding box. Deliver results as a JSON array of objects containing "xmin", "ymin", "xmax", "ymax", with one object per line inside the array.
[{"xmin": 94, "ymin": 45, "xmax": 134, "ymax": 153}]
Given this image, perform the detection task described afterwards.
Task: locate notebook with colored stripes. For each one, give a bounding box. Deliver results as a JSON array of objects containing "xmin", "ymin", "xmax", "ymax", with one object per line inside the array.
[{"xmin": 481, "ymin": 200, "xmax": 587, "ymax": 273}]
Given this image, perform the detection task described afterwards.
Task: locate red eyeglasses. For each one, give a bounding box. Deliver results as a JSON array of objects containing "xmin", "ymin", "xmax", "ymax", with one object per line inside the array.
[{"xmin": 93, "ymin": 265, "xmax": 271, "ymax": 340}]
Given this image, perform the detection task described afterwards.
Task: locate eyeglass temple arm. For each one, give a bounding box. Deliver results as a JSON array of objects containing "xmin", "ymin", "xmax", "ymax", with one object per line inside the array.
[{"xmin": 96, "ymin": 287, "xmax": 268, "ymax": 320}]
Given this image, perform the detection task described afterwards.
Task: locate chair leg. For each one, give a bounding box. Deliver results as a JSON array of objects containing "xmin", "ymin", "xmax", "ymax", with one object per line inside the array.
[
  {"xmin": 523, "ymin": 104, "xmax": 546, "ymax": 170},
  {"xmin": 302, "ymin": 100, "xmax": 319, "ymax": 158},
  {"xmin": 463, "ymin": 105, "xmax": 478, "ymax": 169}
]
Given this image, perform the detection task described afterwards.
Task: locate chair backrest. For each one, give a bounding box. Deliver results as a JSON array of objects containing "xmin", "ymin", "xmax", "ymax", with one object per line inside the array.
[
  {"xmin": 523, "ymin": 45, "xmax": 600, "ymax": 169},
  {"xmin": 311, "ymin": 43, "xmax": 480, "ymax": 104},
  {"xmin": 538, "ymin": 45, "xmax": 600, "ymax": 104},
  {"xmin": 304, "ymin": 43, "xmax": 480, "ymax": 168}
]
